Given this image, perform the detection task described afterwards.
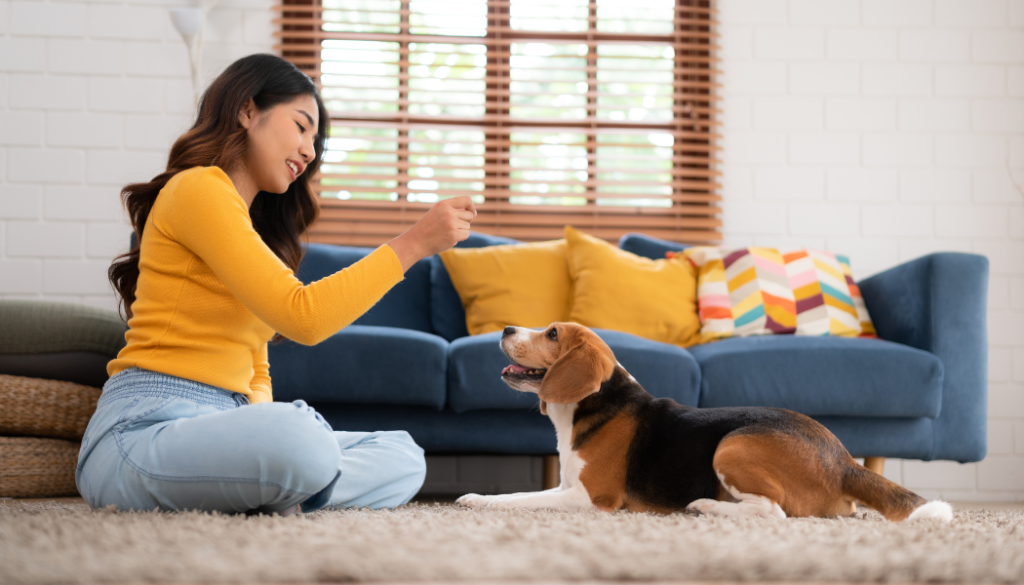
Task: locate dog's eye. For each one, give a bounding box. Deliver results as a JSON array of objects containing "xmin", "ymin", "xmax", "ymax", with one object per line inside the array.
[{"xmin": 547, "ymin": 328, "xmax": 557, "ymax": 341}]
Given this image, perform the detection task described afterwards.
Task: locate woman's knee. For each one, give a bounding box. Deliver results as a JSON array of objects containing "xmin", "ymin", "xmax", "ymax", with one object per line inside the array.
[
  {"xmin": 382, "ymin": 431, "xmax": 427, "ymax": 492},
  {"xmin": 245, "ymin": 401, "xmax": 341, "ymax": 483}
]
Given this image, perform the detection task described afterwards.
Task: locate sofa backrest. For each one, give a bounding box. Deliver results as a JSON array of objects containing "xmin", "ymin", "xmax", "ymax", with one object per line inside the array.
[
  {"xmin": 617, "ymin": 232, "xmax": 691, "ymax": 259},
  {"xmin": 298, "ymin": 231, "xmax": 689, "ymax": 340},
  {"xmin": 297, "ymin": 243, "xmax": 435, "ymax": 333}
]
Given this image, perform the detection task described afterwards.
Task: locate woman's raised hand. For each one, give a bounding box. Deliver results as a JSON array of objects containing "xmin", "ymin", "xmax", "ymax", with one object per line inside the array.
[{"xmin": 388, "ymin": 195, "xmax": 478, "ymax": 272}]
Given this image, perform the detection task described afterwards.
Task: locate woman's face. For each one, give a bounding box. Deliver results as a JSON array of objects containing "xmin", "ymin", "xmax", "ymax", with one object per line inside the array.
[{"xmin": 238, "ymin": 94, "xmax": 320, "ymax": 195}]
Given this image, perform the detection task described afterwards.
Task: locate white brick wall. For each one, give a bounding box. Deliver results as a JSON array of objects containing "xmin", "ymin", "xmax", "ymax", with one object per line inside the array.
[
  {"xmin": 0, "ymin": 0, "xmax": 274, "ymax": 311},
  {"xmin": 720, "ymin": 0, "xmax": 1024, "ymax": 501}
]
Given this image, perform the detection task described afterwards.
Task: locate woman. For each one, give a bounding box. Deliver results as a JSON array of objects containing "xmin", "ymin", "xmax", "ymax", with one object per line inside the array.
[{"xmin": 77, "ymin": 54, "xmax": 476, "ymax": 515}]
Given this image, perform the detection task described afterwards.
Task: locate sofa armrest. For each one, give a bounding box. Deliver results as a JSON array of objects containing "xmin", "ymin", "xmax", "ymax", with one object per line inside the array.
[{"xmin": 858, "ymin": 252, "xmax": 989, "ymax": 462}]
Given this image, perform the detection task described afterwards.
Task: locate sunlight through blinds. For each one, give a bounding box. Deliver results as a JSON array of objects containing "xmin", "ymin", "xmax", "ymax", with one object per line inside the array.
[{"xmin": 275, "ymin": 0, "xmax": 720, "ymax": 245}]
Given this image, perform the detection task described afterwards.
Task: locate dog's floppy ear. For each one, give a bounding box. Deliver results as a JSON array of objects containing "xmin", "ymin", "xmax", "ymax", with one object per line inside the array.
[{"xmin": 539, "ymin": 333, "xmax": 615, "ymax": 404}]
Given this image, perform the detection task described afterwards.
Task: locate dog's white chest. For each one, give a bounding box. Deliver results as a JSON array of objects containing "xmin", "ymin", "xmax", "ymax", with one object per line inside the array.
[{"xmin": 546, "ymin": 402, "xmax": 585, "ymax": 489}]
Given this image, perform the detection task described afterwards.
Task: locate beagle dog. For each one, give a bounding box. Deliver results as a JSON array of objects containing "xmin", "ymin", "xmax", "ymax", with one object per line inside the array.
[{"xmin": 457, "ymin": 323, "xmax": 953, "ymax": 522}]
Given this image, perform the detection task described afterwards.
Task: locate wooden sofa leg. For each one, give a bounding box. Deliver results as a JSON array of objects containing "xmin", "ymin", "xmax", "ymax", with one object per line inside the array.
[
  {"xmin": 542, "ymin": 455, "xmax": 560, "ymax": 490},
  {"xmin": 864, "ymin": 457, "xmax": 885, "ymax": 475}
]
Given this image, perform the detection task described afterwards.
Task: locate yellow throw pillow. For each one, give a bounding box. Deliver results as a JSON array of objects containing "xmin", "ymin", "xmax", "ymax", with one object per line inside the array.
[
  {"xmin": 564, "ymin": 226, "xmax": 701, "ymax": 348},
  {"xmin": 439, "ymin": 239, "xmax": 571, "ymax": 336}
]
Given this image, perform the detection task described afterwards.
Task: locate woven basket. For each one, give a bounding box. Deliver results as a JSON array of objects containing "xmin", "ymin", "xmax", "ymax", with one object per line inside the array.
[
  {"xmin": 0, "ymin": 374, "xmax": 101, "ymax": 440},
  {"xmin": 0, "ymin": 436, "xmax": 81, "ymax": 497}
]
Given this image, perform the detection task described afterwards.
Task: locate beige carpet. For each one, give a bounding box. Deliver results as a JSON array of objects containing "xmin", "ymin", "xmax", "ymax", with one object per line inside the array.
[{"xmin": 1, "ymin": 500, "xmax": 1023, "ymax": 584}]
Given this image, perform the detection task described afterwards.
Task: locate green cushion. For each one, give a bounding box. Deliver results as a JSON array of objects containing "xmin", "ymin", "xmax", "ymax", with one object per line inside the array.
[{"xmin": 0, "ymin": 300, "xmax": 128, "ymax": 357}]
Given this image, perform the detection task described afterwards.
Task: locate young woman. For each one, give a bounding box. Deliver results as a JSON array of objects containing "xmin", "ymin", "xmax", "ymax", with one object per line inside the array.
[{"xmin": 77, "ymin": 54, "xmax": 476, "ymax": 516}]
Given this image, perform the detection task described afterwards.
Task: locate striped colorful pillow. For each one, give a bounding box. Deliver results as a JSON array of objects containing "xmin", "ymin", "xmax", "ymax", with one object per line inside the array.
[
  {"xmin": 837, "ymin": 254, "xmax": 877, "ymax": 338},
  {"xmin": 682, "ymin": 247, "xmax": 876, "ymax": 344}
]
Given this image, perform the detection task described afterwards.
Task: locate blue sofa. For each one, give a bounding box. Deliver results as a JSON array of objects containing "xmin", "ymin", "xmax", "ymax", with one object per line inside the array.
[{"xmin": 267, "ymin": 232, "xmax": 989, "ymax": 464}]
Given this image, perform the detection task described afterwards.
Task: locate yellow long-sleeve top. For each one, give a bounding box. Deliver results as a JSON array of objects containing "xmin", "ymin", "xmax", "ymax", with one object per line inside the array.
[{"xmin": 108, "ymin": 166, "xmax": 406, "ymax": 403}]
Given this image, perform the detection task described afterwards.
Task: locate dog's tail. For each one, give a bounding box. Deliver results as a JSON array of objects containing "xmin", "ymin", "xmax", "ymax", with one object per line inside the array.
[{"xmin": 841, "ymin": 463, "xmax": 953, "ymax": 522}]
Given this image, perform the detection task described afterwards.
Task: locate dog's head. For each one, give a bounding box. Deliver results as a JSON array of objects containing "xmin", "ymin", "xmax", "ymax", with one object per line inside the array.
[{"xmin": 499, "ymin": 323, "xmax": 616, "ymax": 413}]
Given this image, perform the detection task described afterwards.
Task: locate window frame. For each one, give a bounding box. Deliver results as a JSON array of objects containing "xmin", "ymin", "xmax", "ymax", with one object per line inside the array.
[{"xmin": 275, "ymin": 0, "xmax": 721, "ymax": 246}]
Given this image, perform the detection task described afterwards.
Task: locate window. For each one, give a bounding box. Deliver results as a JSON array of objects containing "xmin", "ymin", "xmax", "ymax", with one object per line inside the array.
[{"xmin": 276, "ymin": 0, "xmax": 720, "ymax": 245}]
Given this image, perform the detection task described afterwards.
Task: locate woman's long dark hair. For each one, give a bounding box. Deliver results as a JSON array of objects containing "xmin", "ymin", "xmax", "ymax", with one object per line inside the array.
[{"xmin": 108, "ymin": 54, "xmax": 329, "ymax": 344}]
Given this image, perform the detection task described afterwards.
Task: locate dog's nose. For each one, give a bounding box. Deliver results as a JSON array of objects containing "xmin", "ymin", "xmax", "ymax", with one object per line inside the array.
[{"xmin": 503, "ymin": 326, "xmax": 515, "ymax": 337}]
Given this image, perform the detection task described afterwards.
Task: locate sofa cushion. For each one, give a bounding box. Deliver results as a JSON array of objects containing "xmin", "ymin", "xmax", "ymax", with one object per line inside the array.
[
  {"xmin": 297, "ymin": 243, "xmax": 434, "ymax": 333},
  {"xmin": 0, "ymin": 353, "xmax": 113, "ymax": 389},
  {"xmin": 565, "ymin": 226, "xmax": 701, "ymax": 348},
  {"xmin": 813, "ymin": 416, "xmax": 934, "ymax": 460},
  {"xmin": 267, "ymin": 325, "xmax": 447, "ymax": 409},
  {"xmin": 430, "ymin": 232, "xmax": 520, "ymax": 342},
  {"xmin": 0, "ymin": 300, "xmax": 128, "ymax": 386},
  {"xmin": 311, "ymin": 404, "xmax": 558, "ymax": 454},
  {"xmin": 618, "ymin": 232, "xmax": 690, "ymax": 260},
  {"xmin": 439, "ymin": 239, "xmax": 570, "ymax": 336},
  {"xmin": 688, "ymin": 336, "xmax": 943, "ymax": 418},
  {"xmin": 447, "ymin": 328, "xmax": 702, "ymax": 413}
]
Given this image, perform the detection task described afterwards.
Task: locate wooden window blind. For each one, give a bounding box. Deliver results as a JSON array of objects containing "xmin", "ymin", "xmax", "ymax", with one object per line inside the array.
[{"xmin": 275, "ymin": 0, "xmax": 720, "ymax": 246}]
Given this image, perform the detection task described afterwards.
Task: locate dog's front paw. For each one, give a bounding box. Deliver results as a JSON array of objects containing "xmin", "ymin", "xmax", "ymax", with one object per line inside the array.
[
  {"xmin": 483, "ymin": 496, "xmax": 519, "ymax": 510},
  {"xmin": 456, "ymin": 493, "xmax": 493, "ymax": 508},
  {"xmin": 686, "ymin": 498, "xmax": 718, "ymax": 515}
]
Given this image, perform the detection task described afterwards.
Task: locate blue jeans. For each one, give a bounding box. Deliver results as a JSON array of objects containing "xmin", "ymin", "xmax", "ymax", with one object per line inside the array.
[{"xmin": 76, "ymin": 367, "xmax": 426, "ymax": 514}]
